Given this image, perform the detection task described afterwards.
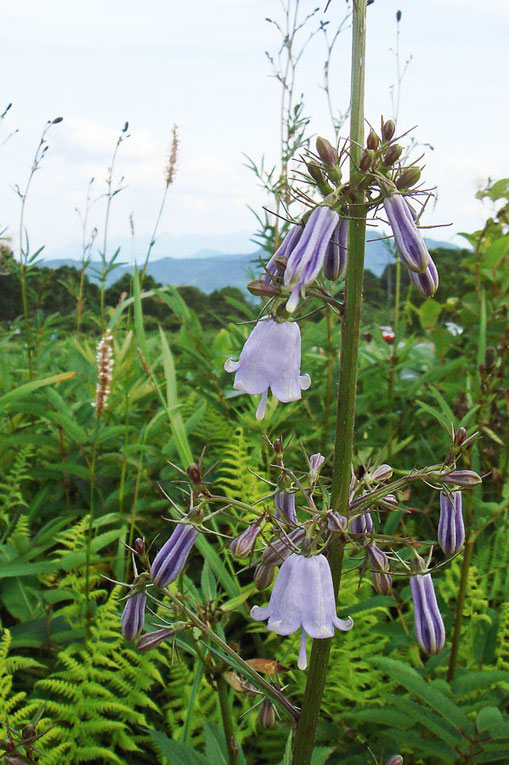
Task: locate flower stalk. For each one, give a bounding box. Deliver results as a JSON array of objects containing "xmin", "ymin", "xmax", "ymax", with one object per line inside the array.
[{"xmin": 292, "ymin": 2, "xmax": 368, "ymax": 762}]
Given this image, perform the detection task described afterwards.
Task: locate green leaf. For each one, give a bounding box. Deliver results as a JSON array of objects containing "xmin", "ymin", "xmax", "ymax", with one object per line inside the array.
[
  {"xmin": 311, "ymin": 747, "xmax": 335, "ymax": 765},
  {"xmin": 278, "ymin": 731, "xmax": 293, "ymax": 765},
  {"xmin": 200, "ymin": 561, "xmax": 217, "ymax": 602},
  {"xmin": 204, "ymin": 722, "xmax": 228, "ymax": 765},
  {"xmin": 149, "ymin": 731, "xmax": 209, "ymax": 765},
  {"xmin": 182, "ymin": 660, "xmax": 204, "ymax": 745},
  {"xmin": 477, "ymin": 706, "xmax": 504, "ymax": 734},
  {"xmin": 158, "ymin": 325, "xmax": 193, "ymax": 465},
  {"xmin": 195, "ymin": 534, "xmax": 239, "ymax": 599},
  {"xmin": 419, "ymin": 299, "xmax": 442, "ymax": 329},
  {"xmin": 0, "ymin": 372, "xmax": 76, "ymax": 412},
  {"xmin": 451, "ymin": 670, "xmax": 509, "ymax": 696}
]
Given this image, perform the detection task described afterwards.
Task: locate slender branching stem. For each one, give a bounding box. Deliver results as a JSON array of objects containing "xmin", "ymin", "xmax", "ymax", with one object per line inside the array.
[{"xmin": 292, "ymin": 3, "xmax": 368, "ymax": 762}]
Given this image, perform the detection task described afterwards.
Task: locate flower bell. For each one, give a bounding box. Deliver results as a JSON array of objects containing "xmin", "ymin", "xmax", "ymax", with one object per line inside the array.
[
  {"xmin": 151, "ymin": 522, "xmax": 199, "ymax": 588},
  {"xmin": 274, "ymin": 491, "xmax": 297, "ymax": 525},
  {"xmin": 121, "ymin": 591, "xmax": 147, "ymax": 641},
  {"xmin": 230, "ymin": 523, "xmax": 262, "ymax": 559},
  {"xmin": 251, "ymin": 553, "xmax": 353, "ymax": 670},
  {"xmin": 323, "ymin": 219, "xmax": 347, "ymax": 281},
  {"xmin": 350, "ymin": 512, "xmax": 373, "ymax": 535},
  {"xmin": 383, "ymin": 194, "xmax": 430, "ymax": 273},
  {"xmin": 263, "ymin": 225, "xmax": 303, "ymax": 284},
  {"xmin": 409, "ymin": 256, "xmax": 439, "ymax": 297},
  {"xmin": 284, "ymin": 206, "xmax": 339, "ymax": 312},
  {"xmin": 410, "ymin": 555, "xmax": 446, "ymax": 655},
  {"xmin": 438, "ymin": 491, "xmax": 465, "ymax": 555},
  {"xmin": 224, "ymin": 319, "xmax": 310, "ymax": 419}
]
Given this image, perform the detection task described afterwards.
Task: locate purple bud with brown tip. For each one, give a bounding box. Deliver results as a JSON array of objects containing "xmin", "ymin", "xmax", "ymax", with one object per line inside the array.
[
  {"xmin": 360, "ymin": 149, "xmax": 376, "ymax": 171},
  {"xmin": 386, "ymin": 756, "xmax": 404, "ymax": 765},
  {"xmin": 327, "ymin": 511, "xmax": 347, "ymax": 532},
  {"xmin": 383, "ymin": 144, "xmax": 403, "ymax": 166},
  {"xmin": 438, "ymin": 491, "xmax": 465, "ymax": 555},
  {"xmin": 454, "ymin": 427, "xmax": 467, "ymax": 447},
  {"xmin": 316, "ymin": 136, "xmax": 338, "ymax": 166},
  {"xmin": 121, "ymin": 591, "xmax": 147, "ymax": 641},
  {"xmin": 382, "ymin": 119, "xmax": 396, "ymax": 141},
  {"xmin": 187, "ymin": 463, "xmax": 202, "ymax": 483},
  {"xmin": 248, "ymin": 279, "xmax": 281, "ymax": 298},
  {"xmin": 373, "ymin": 464, "xmax": 393, "ymax": 482},
  {"xmin": 258, "ymin": 698, "xmax": 276, "ymax": 729},
  {"xmin": 350, "ymin": 512, "xmax": 373, "ymax": 535},
  {"xmin": 134, "ymin": 537, "xmax": 145, "ymax": 555},
  {"xmin": 136, "ymin": 628, "xmax": 175, "ymax": 653},
  {"xmin": 442, "ymin": 470, "xmax": 481, "ymax": 488},
  {"xmin": 254, "ymin": 563, "xmax": 276, "ymax": 590},
  {"xmin": 367, "ymin": 129, "xmax": 380, "ymax": 150},
  {"xmin": 367, "ymin": 544, "xmax": 393, "ymax": 595},
  {"xmin": 323, "ymin": 219, "xmax": 347, "ymax": 281},
  {"xmin": 396, "ymin": 166, "xmax": 422, "ymax": 190},
  {"xmin": 230, "ymin": 523, "xmax": 262, "ymax": 559}
]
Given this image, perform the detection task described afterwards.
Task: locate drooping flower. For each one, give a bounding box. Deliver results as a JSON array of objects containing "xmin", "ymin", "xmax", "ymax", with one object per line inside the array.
[
  {"xmin": 136, "ymin": 628, "xmax": 175, "ymax": 653},
  {"xmin": 384, "ymin": 194, "xmax": 430, "ymax": 273},
  {"xmin": 366, "ymin": 544, "xmax": 393, "ymax": 596},
  {"xmin": 224, "ymin": 319, "xmax": 310, "ymax": 419},
  {"xmin": 274, "ymin": 491, "xmax": 297, "ymax": 525},
  {"xmin": 121, "ymin": 591, "xmax": 146, "ymax": 641},
  {"xmin": 251, "ymin": 553, "xmax": 353, "ymax": 669},
  {"xmin": 323, "ymin": 218, "xmax": 347, "ymax": 281},
  {"xmin": 263, "ymin": 225, "xmax": 303, "ymax": 284},
  {"xmin": 151, "ymin": 522, "xmax": 199, "ymax": 588},
  {"xmin": 409, "ymin": 255, "xmax": 439, "ymax": 297},
  {"xmin": 410, "ymin": 558, "xmax": 446, "ymax": 655},
  {"xmin": 441, "ymin": 469, "xmax": 481, "ymax": 488},
  {"xmin": 438, "ymin": 491, "xmax": 465, "ymax": 555},
  {"xmin": 284, "ymin": 206, "xmax": 339, "ymax": 312}
]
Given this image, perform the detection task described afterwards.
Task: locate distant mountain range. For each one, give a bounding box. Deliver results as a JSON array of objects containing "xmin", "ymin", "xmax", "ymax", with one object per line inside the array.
[{"xmin": 38, "ymin": 234, "xmax": 458, "ymax": 294}]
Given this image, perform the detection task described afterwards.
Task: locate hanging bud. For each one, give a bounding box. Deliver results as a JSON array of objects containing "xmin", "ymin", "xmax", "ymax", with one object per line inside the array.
[
  {"xmin": 151, "ymin": 522, "xmax": 199, "ymax": 587},
  {"xmin": 254, "ymin": 563, "xmax": 276, "ymax": 590},
  {"xmin": 410, "ymin": 556, "xmax": 446, "ymax": 655},
  {"xmin": 385, "ymin": 756, "xmax": 404, "ymax": 765},
  {"xmin": 408, "ymin": 256, "xmax": 439, "ymax": 297},
  {"xmin": 323, "ymin": 219, "xmax": 348, "ymax": 281},
  {"xmin": 382, "ymin": 144, "xmax": 403, "ymax": 166},
  {"xmin": 316, "ymin": 136, "xmax": 338, "ymax": 167},
  {"xmin": 261, "ymin": 527, "xmax": 306, "ymax": 565},
  {"xmin": 438, "ymin": 491, "xmax": 465, "ymax": 555},
  {"xmin": 247, "ymin": 279, "xmax": 281, "ymax": 297},
  {"xmin": 359, "ymin": 149, "xmax": 375, "ymax": 171},
  {"xmin": 396, "ymin": 166, "xmax": 422, "ymax": 190},
  {"xmin": 22, "ymin": 724, "xmax": 36, "ymax": 740},
  {"xmin": 454, "ymin": 426, "xmax": 467, "ymax": 447},
  {"xmin": 441, "ymin": 470, "xmax": 481, "ymax": 488},
  {"xmin": 274, "ymin": 492, "xmax": 298, "ymax": 525},
  {"xmin": 121, "ymin": 591, "xmax": 147, "ymax": 641},
  {"xmin": 382, "ymin": 118, "xmax": 396, "ymax": 141},
  {"xmin": 327, "ymin": 511, "xmax": 347, "ymax": 532},
  {"xmin": 372, "ymin": 464, "xmax": 393, "ymax": 482},
  {"xmin": 230, "ymin": 523, "xmax": 262, "ymax": 559},
  {"xmin": 309, "ymin": 452, "xmax": 326, "ymax": 482},
  {"xmin": 382, "ymin": 493, "xmax": 398, "ymax": 507},
  {"xmin": 136, "ymin": 628, "xmax": 175, "ymax": 653},
  {"xmin": 383, "ymin": 194, "xmax": 430, "ymax": 273},
  {"xmin": 366, "ymin": 128, "xmax": 380, "ymax": 150},
  {"xmin": 350, "ymin": 512, "xmax": 373, "ymax": 535},
  {"xmin": 367, "ymin": 544, "xmax": 393, "ymax": 595},
  {"xmin": 258, "ymin": 698, "xmax": 276, "ymax": 729}
]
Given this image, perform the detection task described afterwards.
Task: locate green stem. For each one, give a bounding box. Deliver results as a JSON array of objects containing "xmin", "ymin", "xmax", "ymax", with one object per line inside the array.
[
  {"xmin": 320, "ymin": 310, "xmax": 335, "ymax": 454},
  {"xmin": 446, "ymin": 489, "xmax": 474, "ymax": 682},
  {"xmin": 85, "ymin": 423, "xmax": 100, "ymax": 637},
  {"xmin": 292, "ymin": 3, "xmax": 368, "ymax": 763},
  {"xmin": 216, "ymin": 674, "xmax": 239, "ymax": 765}
]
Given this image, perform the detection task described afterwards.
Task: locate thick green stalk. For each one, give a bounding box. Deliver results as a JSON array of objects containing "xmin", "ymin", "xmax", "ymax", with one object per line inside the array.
[
  {"xmin": 292, "ymin": 3, "xmax": 368, "ymax": 763},
  {"xmin": 216, "ymin": 674, "xmax": 239, "ymax": 765}
]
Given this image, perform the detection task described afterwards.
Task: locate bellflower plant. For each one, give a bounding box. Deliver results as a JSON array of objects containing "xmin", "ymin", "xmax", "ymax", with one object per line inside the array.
[
  {"xmin": 284, "ymin": 206, "xmax": 339, "ymax": 312},
  {"xmin": 251, "ymin": 553, "xmax": 353, "ymax": 670},
  {"xmin": 224, "ymin": 318, "xmax": 310, "ymax": 419}
]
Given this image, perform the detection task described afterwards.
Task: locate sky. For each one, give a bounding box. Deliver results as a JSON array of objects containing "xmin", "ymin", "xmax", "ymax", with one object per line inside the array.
[{"xmin": 1, "ymin": 0, "xmax": 508, "ymax": 260}]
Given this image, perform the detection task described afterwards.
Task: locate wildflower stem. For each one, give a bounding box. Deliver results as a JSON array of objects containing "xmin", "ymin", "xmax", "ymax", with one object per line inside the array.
[
  {"xmin": 292, "ymin": 2, "xmax": 368, "ymax": 762},
  {"xmin": 216, "ymin": 674, "xmax": 239, "ymax": 764}
]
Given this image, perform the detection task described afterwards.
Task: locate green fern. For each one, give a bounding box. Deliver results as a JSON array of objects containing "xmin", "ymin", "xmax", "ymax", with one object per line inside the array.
[
  {"xmin": 0, "ymin": 446, "xmax": 33, "ymax": 530},
  {"xmin": 0, "ymin": 628, "xmax": 45, "ymax": 727}
]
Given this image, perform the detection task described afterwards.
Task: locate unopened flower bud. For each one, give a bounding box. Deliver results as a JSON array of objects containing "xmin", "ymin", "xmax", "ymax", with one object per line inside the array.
[
  {"xmin": 187, "ymin": 463, "xmax": 202, "ymax": 483},
  {"xmin": 441, "ymin": 470, "xmax": 481, "ymax": 488},
  {"xmin": 396, "ymin": 166, "xmax": 421, "ymax": 189},
  {"xmin": 367, "ymin": 544, "xmax": 392, "ymax": 595},
  {"xmin": 274, "ymin": 492, "xmax": 297, "ymax": 525},
  {"xmin": 22, "ymin": 724, "xmax": 36, "ymax": 739},
  {"xmin": 254, "ymin": 563, "xmax": 276, "ymax": 590},
  {"xmin": 136, "ymin": 628, "xmax": 175, "ymax": 653},
  {"xmin": 323, "ymin": 219, "xmax": 347, "ymax": 281},
  {"xmin": 273, "ymin": 436, "xmax": 284, "ymax": 454},
  {"xmin": 383, "ymin": 144, "xmax": 403, "ymax": 166},
  {"xmin": 121, "ymin": 591, "xmax": 147, "ymax": 641},
  {"xmin": 261, "ymin": 527, "xmax": 306, "ymax": 565},
  {"xmin": 372, "ymin": 570, "xmax": 393, "ymax": 596},
  {"xmin": 309, "ymin": 452, "xmax": 326, "ymax": 481},
  {"xmin": 366, "ymin": 128, "xmax": 380, "ymax": 150},
  {"xmin": 359, "ymin": 149, "xmax": 375, "ymax": 171},
  {"xmin": 454, "ymin": 427, "xmax": 467, "ymax": 447},
  {"xmin": 327, "ymin": 511, "xmax": 347, "ymax": 532},
  {"xmin": 247, "ymin": 279, "xmax": 281, "ymax": 297},
  {"xmin": 372, "ymin": 464, "xmax": 393, "ymax": 482},
  {"xmin": 258, "ymin": 698, "xmax": 276, "ymax": 729},
  {"xmin": 350, "ymin": 512, "xmax": 373, "ymax": 535},
  {"xmin": 151, "ymin": 522, "xmax": 199, "ymax": 587},
  {"xmin": 134, "ymin": 537, "xmax": 145, "ymax": 555},
  {"xmin": 382, "ymin": 118, "xmax": 396, "ymax": 141},
  {"xmin": 410, "ymin": 570, "xmax": 446, "ymax": 655},
  {"xmin": 385, "ymin": 756, "xmax": 404, "ymax": 765},
  {"xmin": 230, "ymin": 523, "xmax": 262, "ymax": 558},
  {"xmin": 383, "ymin": 493, "xmax": 398, "ymax": 507},
  {"xmin": 409, "ymin": 256, "xmax": 439, "ymax": 297},
  {"xmin": 438, "ymin": 491, "xmax": 465, "ymax": 555},
  {"xmin": 306, "ymin": 163, "xmax": 333, "ymax": 195},
  {"xmin": 316, "ymin": 136, "xmax": 338, "ymax": 167}
]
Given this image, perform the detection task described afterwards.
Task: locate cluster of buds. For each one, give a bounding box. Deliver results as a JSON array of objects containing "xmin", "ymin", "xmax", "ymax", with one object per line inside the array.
[
  {"xmin": 0, "ymin": 711, "xmax": 49, "ymax": 764},
  {"xmin": 91, "ymin": 328, "xmax": 114, "ymax": 417}
]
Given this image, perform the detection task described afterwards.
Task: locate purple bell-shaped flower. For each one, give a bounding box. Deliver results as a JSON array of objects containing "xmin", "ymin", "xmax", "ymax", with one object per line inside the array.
[
  {"xmin": 263, "ymin": 225, "xmax": 303, "ymax": 283},
  {"xmin": 409, "ymin": 255, "xmax": 439, "ymax": 296},
  {"xmin": 438, "ymin": 491, "xmax": 465, "ymax": 555},
  {"xmin": 323, "ymin": 218, "xmax": 347, "ymax": 281},
  {"xmin": 350, "ymin": 511, "xmax": 373, "ymax": 535},
  {"xmin": 251, "ymin": 553, "xmax": 353, "ymax": 669},
  {"xmin": 284, "ymin": 206, "xmax": 339, "ymax": 312},
  {"xmin": 224, "ymin": 319, "xmax": 310, "ymax": 419},
  {"xmin": 274, "ymin": 491, "xmax": 297, "ymax": 525},
  {"xmin": 410, "ymin": 556, "xmax": 446, "ymax": 655},
  {"xmin": 384, "ymin": 194, "xmax": 430, "ymax": 273},
  {"xmin": 151, "ymin": 522, "xmax": 199, "ymax": 588},
  {"xmin": 121, "ymin": 591, "xmax": 147, "ymax": 641}
]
